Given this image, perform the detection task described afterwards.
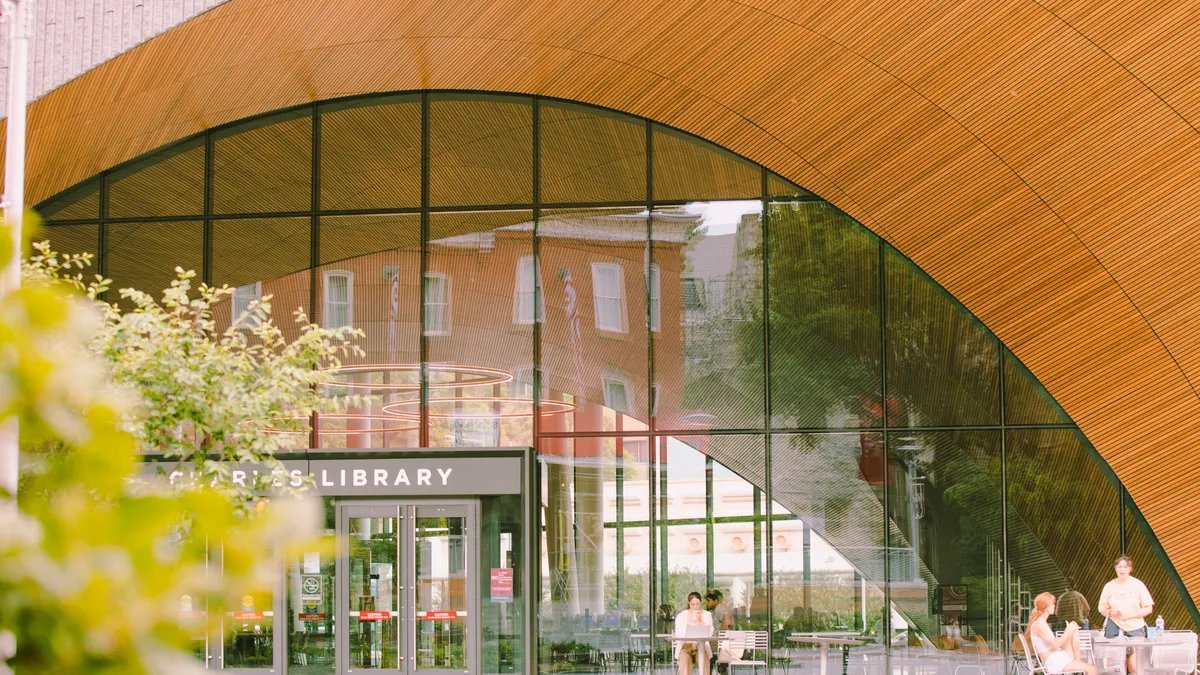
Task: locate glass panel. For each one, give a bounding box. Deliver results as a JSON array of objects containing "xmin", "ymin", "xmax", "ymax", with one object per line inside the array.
[
  {"xmin": 887, "ymin": 431, "xmax": 1005, "ymax": 672},
  {"xmin": 538, "ymin": 436, "xmax": 652, "ymax": 675},
  {"xmin": 212, "ymin": 110, "xmax": 312, "ymax": 214},
  {"xmin": 539, "ymin": 101, "xmax": 646, "ymax": 204},
  {"xmin": 211, "ymin": 217, "xmax": 311, "ymax": 337},
  {"xmin": 480, "ymin": 495, "xmax": 525, "ymax": 675},
  {"xmin": 538, "ymin": 208, "xmax": 650, "ymax": 432},
  {"xmin": 320, "ymin": 95, "xmax": 421, "ymax": 210},
  {"xmin": 288, "ymin": 498, "xmax": 336, "ymax": 673},
  {"xmin": 653, "ymin": 202, "xmax": 764, "ymax": 431},
  {"xmin": 655, "ymin": 435, "xmax": 768, "ymax": 639},
  {"xmin": 769, "ymin": 201, "xmax": 881, "ymax": 429},
  {"xmin": 1006, "ymin": 429, "xmax": 1117, "ymax": 635},
  {"xmin": 39, "ymin": 223, "xmax": 99, "ymax": 261},
  {"xmin": 767, "ymin": 173, "xmax": 815, "ymax": 199},
  {"xmin": 105, "ymin": 220, "xmax": 204, "ymax": 311},
  {"xmin": 425, "ymin": 210, "xmax": 535, "ymax": 447},
  {"xmin": 429, "ymin": 94, "xmax": 533, "ymax": 207},
  {"xmin": 651, "ymin": 125, "xmax": 759, "ymax": 202},
  {"xmin": 36, "ymin": 179, "xmax": 100, "ymax": 221},
  {"xmin": 655, "ymin": 437, "xmax": 708, "ymax": 613},
  {"xmin": 349, "ymin": 514, "xmax": 399, "ymax": 669},
  {"xmin": 223, "ymin": 576, "xmax": 275, "ymax": 669},
  {"xmin": 1004, "ymin": 350, "xmax": 1066, "ymax": 425},
  {"xmin": 771, "ymin": 432, "xmax": 886, "ymax": 669},
  {"xmin": 316, "ymin": 214, "xmax": 422, "ymax": 450},
  {"xmin": 415, "ymin": 505, "xmax": 469, "ymax": 670},
  {"xmin": 1124, "ymin": 502, "xmax": 1197, "ymax": 632},
  {"xmin": 107, "ymin": 138, "xmax": 205, "ymax": 218},
  {"xmin": 886, "ymin": 247, "xmax": 1000, "ymax": 427}
]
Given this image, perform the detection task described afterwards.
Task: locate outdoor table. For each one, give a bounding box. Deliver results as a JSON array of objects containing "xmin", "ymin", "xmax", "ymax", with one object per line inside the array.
[
  {"xmin": 1093, "ymin": 633, "xmax": 1197, "ymax": 675},
  {"xmin": 789, "ymin": 634, "xmax": 866, "ymax": 675}
]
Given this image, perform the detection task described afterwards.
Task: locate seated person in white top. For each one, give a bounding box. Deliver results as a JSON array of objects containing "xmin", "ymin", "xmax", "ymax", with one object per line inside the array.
[
  {"xmin": 1028, "ymin": 592, "xmax": 1097, "ymax": 675},
  {"xmin": 675, "ymin": 592, "xmax": 714, "ymax": 675}
]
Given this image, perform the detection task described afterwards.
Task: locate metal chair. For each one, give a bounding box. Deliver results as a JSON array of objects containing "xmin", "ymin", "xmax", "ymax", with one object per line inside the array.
[
  {"xmin": 595, "ymin": 632, "xmax": 626, "ymax": 671},
  {"xmin": 720, "ymin": 631, "xmax": 768, "ymax": 675},
  {"xmin": 628, "ymin": 634, "xmax": 651, "ymax": 671},
  {"xmin": 1148, "ymin": 635, "xmax": 1198, "ymax": 675},
  {"xmin": 1018, "ymin": 633, "xmax": 1090, "ymax": 675}
]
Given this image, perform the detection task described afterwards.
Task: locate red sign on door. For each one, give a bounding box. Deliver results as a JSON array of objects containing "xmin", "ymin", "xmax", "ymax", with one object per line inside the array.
[
  {"xmin": 424, "ymin": 611, "xmax": 458, "ymax": 621},
  {"xmin": 491, "ymin": 568, "xmax": 513, "ymax": 603},
  {"xmin": 233, "ymin": 611, "xmax": 264, "ymax": 620},
  {"xmin": 359, "ymin": 611, "xmax": 390, "ymax": 621},
  {"xmin": 299, "ymin": 613, "xmax": 326, "ymax": 621}
]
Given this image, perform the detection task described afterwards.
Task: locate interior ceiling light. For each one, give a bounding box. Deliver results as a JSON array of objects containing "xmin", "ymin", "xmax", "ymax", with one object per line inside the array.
[
  {"xmin": 380, "ymin": 397, "xmax": 578, "ymax": 419},
  {"xmin": 256, "ymin": 413, "xmax": 420, "ymax": 435},
  {"xmin": 318, "ymin": 363, "xmax": 513, "ymax": 391}
]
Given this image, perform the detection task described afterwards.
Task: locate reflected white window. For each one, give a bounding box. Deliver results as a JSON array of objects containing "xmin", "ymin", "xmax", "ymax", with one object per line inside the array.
[
  {"xmin": 648, "ymin": 264, "xmax": 661, "ymax": 332},
  {"xmin": 323, "ymin": 271, "xmax": 353, "ymax": 329},
  {"xmin": 232, "ymin": 282, "xmax": 262, "ymax": 329},
  {"xmin": 591, "ymin": 262, "xmax": 626, "ymax": 332},
  {"xmin": 513, "ymin": 255, "xmax": 545, "ymax": 324},
  {"xmin": 683, "ymin": 277, "xmax": 706, "ymax": 313},
  {"xmin": 424, "ymin": 272, "xmax": 451, "ymax": 336},
  {"xmin": 602, "ymin": 373, "xmax": 632, "ymax": 413}
]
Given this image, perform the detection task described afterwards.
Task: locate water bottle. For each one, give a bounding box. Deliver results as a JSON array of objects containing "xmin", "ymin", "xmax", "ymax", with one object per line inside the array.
[{"xmin": 1155, "ymin": 615, "xmax": 1164, "ymax": 639}]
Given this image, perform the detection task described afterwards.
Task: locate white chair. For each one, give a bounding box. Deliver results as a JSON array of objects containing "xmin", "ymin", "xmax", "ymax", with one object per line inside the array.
[
  {"xmin": 1018, "ymin": 633, "xmax": 1090, "ymax": 675},
  {"xmin": 720, "ymin": 630, "xmax": 768, "ymax": 675},
  {"xmin": 1148, "ymin": 636, "xmax": 1198, "ymax": 675}
]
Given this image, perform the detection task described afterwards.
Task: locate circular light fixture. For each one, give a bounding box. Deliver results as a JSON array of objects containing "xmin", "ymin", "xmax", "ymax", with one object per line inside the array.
[
  {"xmin": 380, "ymin": 397, "xmax": 578, "ymax": 419},
  {"xmin": 257, "ymin": 414, "xmax": 419, "ymax": 435},
  {"xmin": 318, "ymin": 363, "xmax": 513, "ymax": 392}
]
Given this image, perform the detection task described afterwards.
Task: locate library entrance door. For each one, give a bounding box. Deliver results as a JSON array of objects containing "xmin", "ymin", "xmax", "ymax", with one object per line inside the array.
[{"xmin": 337, "ymin": 501, "xmax": 477, "ymax": 675}]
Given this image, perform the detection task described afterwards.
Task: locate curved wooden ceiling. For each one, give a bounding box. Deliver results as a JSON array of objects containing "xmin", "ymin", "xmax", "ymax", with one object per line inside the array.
[{"xmin": 9, "ymin": 0, "xmax": 1200, "ymax": 602}]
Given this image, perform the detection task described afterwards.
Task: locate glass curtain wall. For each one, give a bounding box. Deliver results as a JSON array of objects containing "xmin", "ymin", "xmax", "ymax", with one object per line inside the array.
[{"xmin": 36, "ymin": 91, "xmax": 1198, "ymax": 675}]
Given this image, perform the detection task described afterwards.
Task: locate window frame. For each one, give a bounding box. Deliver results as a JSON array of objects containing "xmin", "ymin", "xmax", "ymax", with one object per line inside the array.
[
  {"xmin": 322, "ymin": 270, "xmax": 354, "ymax": 330},
  {"xmin": 591, "ymin": 262, "xmax": 627, "ymax": 333},
  {"xmin": 513, "ymin": 255, "xmax": 545, "ymax": 325},
  {"xmin": 682, "ymin": 276, "xmax": 706, "ymax": 320},
  {"xmin": 423, "ymin": 271, "xmax": 452, "ymax": 336},
  {"xmin": 601, "ymin": 372, "xmax": 634, "ymax": 414}
]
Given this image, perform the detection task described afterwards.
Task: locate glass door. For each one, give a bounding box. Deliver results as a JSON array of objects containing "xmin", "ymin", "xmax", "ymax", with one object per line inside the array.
[
  {"xmin": 337, "ymin": 501, "xmax": 477, "ymax": 675},
  {"xmin": 218, "ymin": 545, "xmax": 283, "ymax": 672},
  {"xmin": 411, "ymin": 503, "xmax": 474, "ymax": 675},
  {"xmin": 339, "ymin": 504, "xmax": 402, "ymax": 674}
]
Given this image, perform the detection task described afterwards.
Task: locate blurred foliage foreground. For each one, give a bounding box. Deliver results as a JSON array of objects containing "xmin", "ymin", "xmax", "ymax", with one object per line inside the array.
[{"xmin": 0, "ymin": 223, "xmax": 359, "ymax": 674}]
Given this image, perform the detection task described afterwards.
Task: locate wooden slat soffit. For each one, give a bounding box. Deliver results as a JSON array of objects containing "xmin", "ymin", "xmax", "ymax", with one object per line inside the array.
[{"xmin": 7, "ymin": 0, "xmax": 1200, "ymax": 605}]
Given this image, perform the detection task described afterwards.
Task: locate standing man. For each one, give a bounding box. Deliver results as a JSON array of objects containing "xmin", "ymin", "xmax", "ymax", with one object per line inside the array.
[
  {"xmin": 1057, "ymin": 577, "xmax": 1091, "ymax": 629},
  {"xmin": 1099, "ymin": 556, "xmax": 1154, "ymax": 675}
]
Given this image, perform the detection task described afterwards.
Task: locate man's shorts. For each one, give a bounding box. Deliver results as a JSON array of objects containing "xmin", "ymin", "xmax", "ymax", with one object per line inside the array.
[{"xmin": 1105, "ymin": 621, "xmax": 1147, "ymax": 654}]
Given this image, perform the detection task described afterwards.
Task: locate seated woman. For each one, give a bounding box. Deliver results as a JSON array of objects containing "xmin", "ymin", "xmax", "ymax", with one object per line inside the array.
[
  {"xmin": 1028, "ymin": 592, "xmax": 1097, "ymax": 675},
  {"xmin": 674, "ymin": 592, "xmax": 714, "ymax": 675}
]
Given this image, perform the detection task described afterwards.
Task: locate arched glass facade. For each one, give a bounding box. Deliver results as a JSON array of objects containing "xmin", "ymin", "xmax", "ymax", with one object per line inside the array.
[{"xmin": 37, "ymin": 92, "xmax": 1196, "ymax": 675}]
